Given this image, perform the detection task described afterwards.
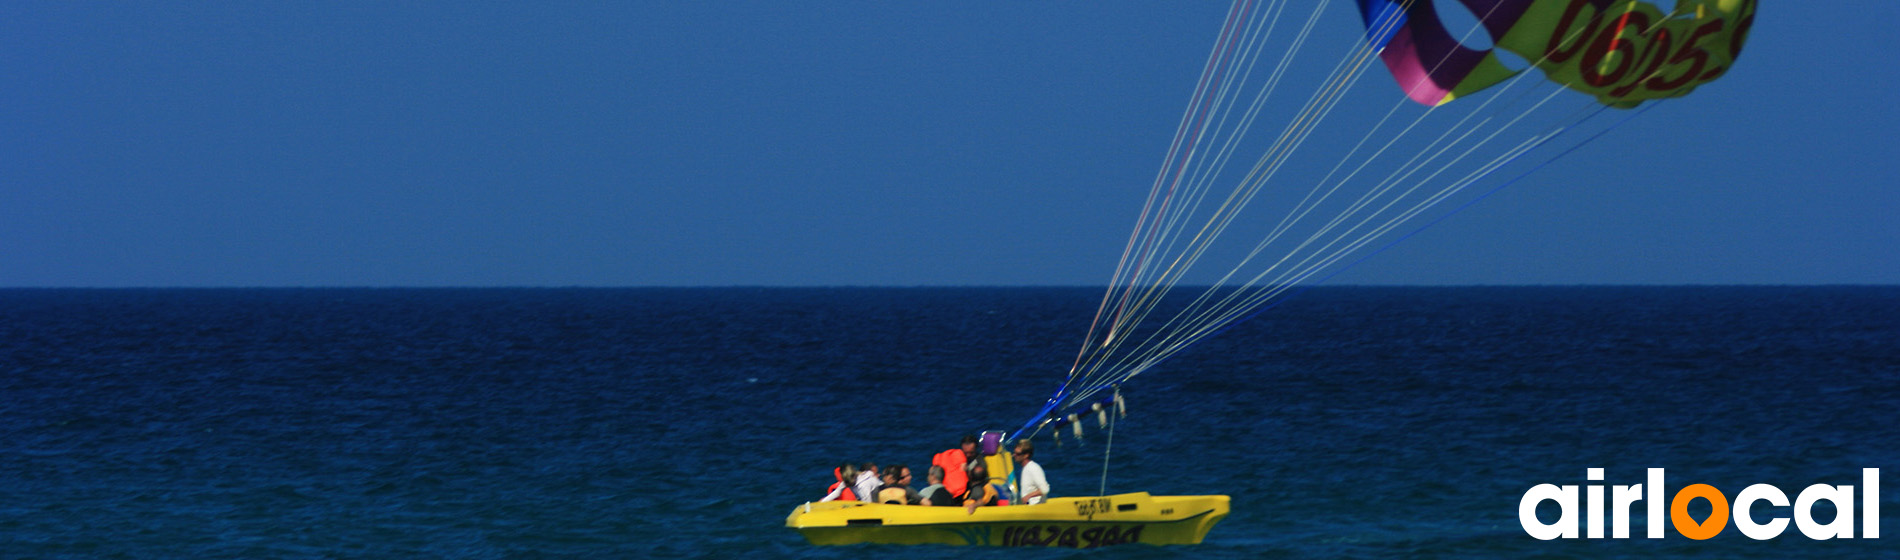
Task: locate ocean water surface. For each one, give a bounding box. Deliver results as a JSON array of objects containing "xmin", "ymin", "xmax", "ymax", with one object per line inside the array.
[{"xmin": 2, "ymin": 287, "xmax": 1895, "ymax": 558}]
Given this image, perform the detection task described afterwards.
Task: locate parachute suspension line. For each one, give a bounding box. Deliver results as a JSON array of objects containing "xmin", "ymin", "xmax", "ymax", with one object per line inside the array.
[
  {"xmin": 1288, "ymin": 101, "xmax": 1655, "ymax": 306},
  {"xmin": 1070, "ymin": 0, "xmax": 1324, "ymax": 405},
  {"xmin": 1295, "ymin": 19, "xmax": 1579, "ymax": 253},
  {"xmin": 1113, "ymin": 4, "xmax": 1361, "ymax": 341},
  {"xmin": 1064, "ymin": 0, "xmax": 1474, "ymax": 411},
  {"xmin": 1236, "ymin": 0, "xmax": 1595, "ymax": 279},
  {"xmin": 1072, "ymin": 4, "xmax": 1425, "ymax": 396},
  {"xmin": 1314, "ymin": 17, "xmax": 1702, "ymax": 290},
  {"xmin": 1039, "ymin": 0, "xmax": 1264, "ymax": 438},
  {"xmin": 1189, "ymin": 93, "xmax": 1605, "ymax": 335},
  {"xmin": 1097, "ymin": 0, "xmax": 1291, "ymax": 364},
  {"xmin": 1098, "ymin": 387, "xmax": 1120, "ymax": 496},
  {"xmin": 1171, "ymin": 90, "xmax": 1585, "ymax": 344},
  {"xmin": 1245, "ymin": 0, "xmax": 1510, "ymax": 262},
  {"xmin": 1112, "ymin": 0, "xmax": 1262, "ymax": 320},
  {"xmin": 1072, "ymin": 1, "xmax": 1365, "ymax": 400},
  {"xmin": 1181, "ymin": 99, "xmax": 1659, "ymax": 366},
  {"xmin": 1075, "ymin": 34, "xmax": 1337, "ymax": 399},
  {"xmin": 1112, "ymin": 0, "xmax": 1300, "ymax": 330},
  {"xmin": 1146, "ymin": 105, "xmax": 1636, "ymax": 359},
  {"xmin": 1255, "ymin": 0, "xmax": 1712, "ymax": 292},
  {"xmin": 1106, "ymin": 0, "xmax": 1618, "ymax": 376},
  {"xmin": 1068, "ymin": 0, "xmax": 1608, "ymax": 402},
  {"xmin": 1119, "ymin": 102, "xmax": 1629, "ymax": 388},
  {"xmin": 1201, "ymin": 0, "xmax": 1577, "ymax": 308},
  {"xmin": 1093, "ymin": 0, "xmax": 1289, "ymax": 371},
  {"xmin": 1123, "ymin": 35, "xmax": 1387, "ymax": 346},
  {"xmin": 1084, "ymin": 0, "xmax": 1254, "ymax": 359},
  {"xmin": 1103, "ymin": 97, "xmax": 1603, "ymax": 380},
  {"xmin": 1295, "ymin": 89, "xmax": 1572, "ymax": 262}
]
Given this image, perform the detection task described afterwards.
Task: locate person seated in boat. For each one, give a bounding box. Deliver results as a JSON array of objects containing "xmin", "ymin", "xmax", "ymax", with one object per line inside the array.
[
  {"xmin": 932, "ymin": 435, "xmax": 979, "ymax": 500},
  {"xmin": 852, "ymin": 462, "xmax": 881, "ymax": 505},
  {"xmin": 875, "ymin": 464, "xmax": 921, "ymax": 505},
  {"xmin": 961, "ymin": 461, "xmax": 999, "ymax": 514},
  {"xmin": 918, "ymin": 465, "xmax": 957, "ymax": 506},
  {"xmin": 819, "ymin": 462, "xmax": 860, "ymax": 502},
  {"xmin": 1013, "ymin": 439, "xmax": 1049, "ymax": 505},
  {"xmin": 899, "ymin": 465, "xmax": 925, "ymax": 504}
]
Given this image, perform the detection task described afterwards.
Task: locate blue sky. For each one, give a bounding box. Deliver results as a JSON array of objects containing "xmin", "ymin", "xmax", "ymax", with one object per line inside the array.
[{"xmin": 3, "ymin": 2, "xmax": 1894, "ymax": 287}]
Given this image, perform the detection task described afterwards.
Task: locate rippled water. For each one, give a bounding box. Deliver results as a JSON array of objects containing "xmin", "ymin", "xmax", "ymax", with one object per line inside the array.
[{"xmin": 2, "ymin": 287, "xmax": 1895, "ymax": 558}]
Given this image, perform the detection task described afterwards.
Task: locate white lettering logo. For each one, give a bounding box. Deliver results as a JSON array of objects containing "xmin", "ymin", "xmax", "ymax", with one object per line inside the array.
[{"xmin": 1519, "ymin": 468, "xmax": 1880, "ymax": 540}]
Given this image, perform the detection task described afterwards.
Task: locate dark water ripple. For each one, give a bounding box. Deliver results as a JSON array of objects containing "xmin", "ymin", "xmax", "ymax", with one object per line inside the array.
[{"xmin": 1, "ymin": 287, "xmax": 1895, "ymax": 558}]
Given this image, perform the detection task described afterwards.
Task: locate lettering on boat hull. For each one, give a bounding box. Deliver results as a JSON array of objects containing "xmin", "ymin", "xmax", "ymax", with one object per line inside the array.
[{"xmin": 998, "ymin": 524, "xmax": 1144, "ymax": 548}]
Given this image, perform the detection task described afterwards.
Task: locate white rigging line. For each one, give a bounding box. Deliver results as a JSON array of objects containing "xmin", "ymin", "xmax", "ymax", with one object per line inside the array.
[
  {"xmin": 1044, "ymin": 0, "xmax": 1699, "ymax": 421},
  {"xmin": 1100, "ymin": 90, "xmax": 1594, "ymax": 396},
  {"xmin": 1075, "ymin": 0, "xmax": 1259, "ymax": 381},
  {"xmin": 1068, "ymin": 0, "xmax": 1393, "ymax": 406},
  {"xmin": 1077, "ymin": 1, "xmax": 1352, "ymax": 394}
]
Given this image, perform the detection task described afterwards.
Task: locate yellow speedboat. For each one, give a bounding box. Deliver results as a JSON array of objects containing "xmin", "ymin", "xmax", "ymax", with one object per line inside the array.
[{"xmin": 785, "ymin": 492, "xmax": 1229, "ymax": 547}]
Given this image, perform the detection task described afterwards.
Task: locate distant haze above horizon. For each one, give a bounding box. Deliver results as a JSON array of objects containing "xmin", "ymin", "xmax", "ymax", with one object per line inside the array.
[{"xmin": 5, "ymin": 2, "xmax": 1895, "ymax": 287}]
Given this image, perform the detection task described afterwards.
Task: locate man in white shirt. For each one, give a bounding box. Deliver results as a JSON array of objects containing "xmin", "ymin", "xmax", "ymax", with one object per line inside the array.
[{"xmin": 1013, "ymin": 440, "xmax": 1049, "ymax": 505}]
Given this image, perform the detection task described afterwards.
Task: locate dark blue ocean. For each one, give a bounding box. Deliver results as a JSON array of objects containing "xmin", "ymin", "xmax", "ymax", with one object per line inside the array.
[{"xmin": 3, "ymin": 287, "xmax": 1895, "ymax": 558}]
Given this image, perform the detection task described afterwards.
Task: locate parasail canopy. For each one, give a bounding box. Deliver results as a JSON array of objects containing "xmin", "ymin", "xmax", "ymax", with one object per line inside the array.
[{"xmin": 1357, "ymin": 0, "xmax": 1756, "ymax": 107}]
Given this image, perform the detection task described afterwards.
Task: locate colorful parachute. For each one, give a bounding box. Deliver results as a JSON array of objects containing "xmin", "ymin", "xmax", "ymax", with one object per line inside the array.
[{"xmin": 1357, "ymin": 0, "xmax": 1756, "ymax": 107}]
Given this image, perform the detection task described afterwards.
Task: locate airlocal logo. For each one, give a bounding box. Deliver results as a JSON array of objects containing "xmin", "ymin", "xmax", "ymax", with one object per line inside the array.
[{"xmin": 1520, "ymin": 468, "xmax": 1880, "ymax": 540}]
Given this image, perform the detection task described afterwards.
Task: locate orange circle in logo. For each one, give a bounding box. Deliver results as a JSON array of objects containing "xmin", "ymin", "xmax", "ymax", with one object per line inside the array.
[{"xmin": 1670, "ymin": 484, "xmax": 1730, "ymax": 540}]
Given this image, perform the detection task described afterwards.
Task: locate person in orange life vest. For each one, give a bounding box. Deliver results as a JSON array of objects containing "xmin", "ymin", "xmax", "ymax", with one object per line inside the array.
[
  {"xmin": 932, "ymin": 435, "xmax": 979, "ymax": 498},
  {"xmin": 820, "ymin": 463, "xmax": 860, "ymax": 502}
]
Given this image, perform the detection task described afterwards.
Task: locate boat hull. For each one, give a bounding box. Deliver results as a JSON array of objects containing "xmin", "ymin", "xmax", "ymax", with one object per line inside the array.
[{"xmin": 785, "ymin": 492, "xmax": 1229, "ymax": 547}]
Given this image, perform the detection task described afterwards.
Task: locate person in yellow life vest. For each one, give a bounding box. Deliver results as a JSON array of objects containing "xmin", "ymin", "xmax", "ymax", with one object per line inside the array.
[
  {"xmin": 961, "ymin": 460, "xmax": 999, "ymax": 514},
  {"xmin": 874, "ymin": 464, "xmax": 920, "ymax": 505}
]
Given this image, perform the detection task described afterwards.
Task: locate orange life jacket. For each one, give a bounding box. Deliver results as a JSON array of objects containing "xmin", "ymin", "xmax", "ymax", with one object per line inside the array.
[
  {"xmin": 828, "ymin": 467, "xmax": 858, "ymax": 501},
  {"xmin": 933, "ymin": 449, "xmax": 969, "ymax": 497}
]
